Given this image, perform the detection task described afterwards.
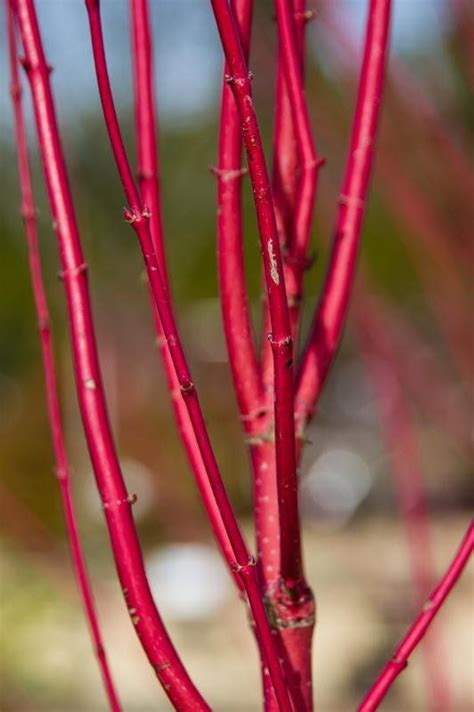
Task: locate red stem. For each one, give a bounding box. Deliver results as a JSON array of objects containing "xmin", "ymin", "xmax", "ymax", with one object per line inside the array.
[
  {"xmin": 7, "ymin": 13, "xmax": 121, "ymax": 710},
  {"xmin": 272, "ymin": 0, "xmax": 307, "ymax": 249},
  {"xmin": 374, "ymin": 143, "xmax": 474, "ymax": 396},
  {"xmin": 215, "ymin": 0, "xmax": 265, "ymax": 437},
  {"xmin": 262, "ymin": 0, "xmax": 314, "ymax": 403},
  {"xmin": 129, "ymin": 0, "xmax": 168, "ymax": 286},
  {"xmin": 12, "ymin": 1, "xmax": 209, "ymax": 708},
  {"xmin": 214, "ymin": 0, "xmax": 277, "ymax": 602},
  {"xmin": 295, "ymin": 0, "xmax": 391, "ymax": 438},
  {"xmin": 213, "ymin": 5, "xmax": 316, "ymax": 706},
  {"xmin": 273, "ymin": 0, "xmax": 320, "ymax": 310},
  {"xmin": 84, "ymin": 2, "xmax": 291, "ymax": 707},
  {"xmin": 357, "ymin": 520, "xmax": 473, "ymax": 712},
  {"xmin": 128, "ymin": 0, "xmax": 239, "ymax": 581},
  {"xmin": 260, "ymin": 5, "xmax": 319, "ymax": 710},
  {"xmin": 355, "ymin": 292, "xmax": 453, "ymax": 712},
  {"xmin": 210, "ymin": 0, "xmax": 301, "ymax": 589}
]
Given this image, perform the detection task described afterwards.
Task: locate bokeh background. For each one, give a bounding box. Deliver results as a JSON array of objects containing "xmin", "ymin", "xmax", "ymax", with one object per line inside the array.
[{"xmin": 0, "ymin": 1, "xmax": 472, "ymax": 710}]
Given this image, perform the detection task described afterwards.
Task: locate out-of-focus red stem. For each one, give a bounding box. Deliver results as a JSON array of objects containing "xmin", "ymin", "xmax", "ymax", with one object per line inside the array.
[
  {"xmin": 128, "ymin": 0, "xmax": 239, "ymax": 582},
  {"xmin": 210, "ymin": 0, "xmax": 301, "ymax": 591},
  {"xmin": 357, "ymin": 520, "xmax": 473, "ymax": 712},
  {"xmin": 13, "ymin": 1, "xmax": 209, "ymax": 708},
  {"xmin": 321, "ymin": 0, "xmax": 474, "ymax": 208},
  {"xmin": 7, "ymin": 12, "xmax": 121, "ymax": 710},
  {"xmin": 84, "ymin": 3, "xmax": 290, "ymax": 707},
  {"xmin": 355, "ymin": 292, "xmax": 453, "ymax": 712},
  {"xmin": 295, "ymin": 0, "xmax": 391, "ymax": 439},
  {"xmin": 377, "ymin": 305, "xmax": 471, "ymax": 451},
  {"xmin": 374, "ymin": 147, "xmax": 474, "ymax": 395},
  {"xmin": 453, "ymin": 0, "xmax": 474, "ymax": 92}
]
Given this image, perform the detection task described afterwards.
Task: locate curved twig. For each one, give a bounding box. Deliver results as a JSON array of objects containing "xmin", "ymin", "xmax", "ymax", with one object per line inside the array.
[{"xmin": 358, "ymin": 520, "xmax": 473, "ymax": 712}]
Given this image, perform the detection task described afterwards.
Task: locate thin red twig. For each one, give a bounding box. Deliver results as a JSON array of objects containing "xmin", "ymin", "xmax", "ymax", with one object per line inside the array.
[
  {"xmin": 213, "ymin": 0, "xmax": 279, "ymax": 602},
  {"xmin": 214, "ymin": 0, "xmax": 264, "ymax": 434},
  {"xmin": 295, "ymin": 0, "xmax": 391, "ymax": 438},
  {"xmin": 84, "ymin": 2, "xmax": 291, "ymax": 707},
  {"xmin": 274, "ymin": 0, "xmax": 320, "ymax": 314},
  {"xmin": 128, "ymin": 0, "xmax": 239, "ymax": 581},
  {"xmin": 13, "ymin": 1, "xmax": 209, "ymax": 708},
  {"xmin": 357, "ymin": 520, "xmax": 473, "ymax": 712},
  {"xmin": 7, "ymin": 11, "xmax": 121, "ymax": 709}
]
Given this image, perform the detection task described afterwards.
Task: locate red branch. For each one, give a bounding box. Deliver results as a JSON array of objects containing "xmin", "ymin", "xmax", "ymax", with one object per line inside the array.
[
  {"xmin": 215, "ymin": 4, "xmax": 316, "ymax": 709},
  {"xmin": 210, "ymin": 0, "xmax": 301, "ymax": 590},
  {"xmin": 261, "ymin": 0, "xmax": 315, "ymax": 405},
  {"xmin": 357, "ymin": 520, "xmax": 473, "ymax": 712},
  {"xmin": 273, "ymin": 0, "xmax": 321, "ymax": 316},
  {"xmin": 7, "ymin": 9, "xmax": 121, "ymax": 710},
  {"xmin": 12, "ymin": 0, "xmax": 209, "ymax": 708},
  {"xmin": 84, "ymin": 2, "xmax": 291, "ymax": 707},
  {"xmin": 295, "ymin": 0, "xmax": 391, "ymax": 437},
  {"xmin": 259, "ymin": 4, "xmax": 319, "ymax": 710},
  {"xmin": 214, "ymin": 0, "xmax": 278, "ymax": 603},
  {"xmin": 128, "ymin": 0, "xmax": 240, "ymax": 583},
  {"xmin": 214, "ymin": 0, "xmax": 264, "ymax": 434}
]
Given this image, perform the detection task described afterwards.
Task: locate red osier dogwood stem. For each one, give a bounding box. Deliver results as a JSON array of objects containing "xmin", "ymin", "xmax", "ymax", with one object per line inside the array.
[
  {"xmin": 7, "ymin": 6, "xmax": 121, "ymax": 709},
  {"xmin": 8, "ymin": 0, "xmax": 472, "ymax": 710}
]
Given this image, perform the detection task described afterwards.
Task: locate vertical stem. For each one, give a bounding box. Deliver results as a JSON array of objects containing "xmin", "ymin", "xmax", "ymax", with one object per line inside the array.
[
  {"xmin": 273, "ymin": 0, "xmax": 321, "ymax": 320},
  {"xmin": 128, "ymin": 0, "xmax": 239, "ymax": 582},
  {"xmin": 12, "ymin": 1, "xmax": 210, "ymax": 708},
  {"xmin": 7, "ymin": 11, "xmax": 121, "ymax": 709},
  {"xmin": 262, "ymin": 1, "xmax": 316, "ymax": 403},
  {"xmin": 84, "ymin": 3, "xmax": 291, "ymax": 707},
  {"xmin": 214, "ymin": 0, "xmax": 269, "ymax": 447},
  {"xmin": 211, "ymin": 4, "xmax": 317, "ymax": 709},
  {"xmin": 210, "ymin": 0, "xmax": 301, "ymax": 590},
  {"xmin": 263, "ymin": 3, "xmax": 321, "ymax": 710},
  {"xmin": 296, "ymin": 0, "xmax": 391, "ymax": 439},
  {"xmin": 357, "ymin": 521, "xmax": 473, "ymax": 712}
]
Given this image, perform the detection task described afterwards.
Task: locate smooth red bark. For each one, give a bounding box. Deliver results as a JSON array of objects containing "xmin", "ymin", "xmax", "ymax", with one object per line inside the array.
[
  {"xmin": 215, "ymin": 0, "xmax": 265, "ymax": 436},
  {"xmin": 13, "ymin": 1, "xmax": 210, "ymax": 708},
  {"xmin": 358, "ymin": 521, "xmax": 473, "ymax": 711},
  {"xmin": 210, "ymin": 0, "xmax": 301, "ymax": 592},
  {"xmin": 84, "ymin": 2, "xmax": 290, "ymax": 707},
  {"xmin": 7, "ymin": 10, "xmax": 121, "ymax": 709},
  {"xmin": 128, "ymin": 0, "xmax": 239, "ymax": 580}
]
